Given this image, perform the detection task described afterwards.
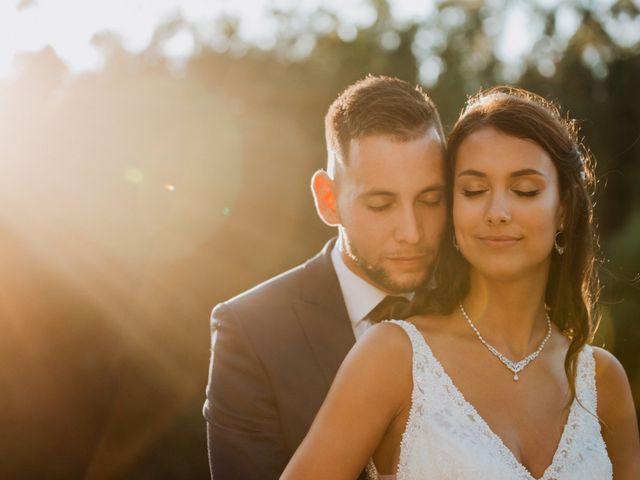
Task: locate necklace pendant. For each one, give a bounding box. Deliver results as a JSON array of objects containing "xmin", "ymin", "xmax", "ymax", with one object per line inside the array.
[{"xmin": 458, "ymin": 303, "xmax": 552, "ymax": 386}]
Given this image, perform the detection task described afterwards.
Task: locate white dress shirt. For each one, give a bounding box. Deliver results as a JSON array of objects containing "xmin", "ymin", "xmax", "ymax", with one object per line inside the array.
[{"xmin": 330, "ymin": 242, "xmax": 412, "ymax": 340}]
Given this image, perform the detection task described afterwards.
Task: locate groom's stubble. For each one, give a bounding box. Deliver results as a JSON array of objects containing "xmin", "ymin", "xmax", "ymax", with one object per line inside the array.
[
  {"xmin": 331, "ymin": 130, "xmax": 446, "ymax": 295},
  {"xmin": 314, "ymin": 76, "xmax": 447, "ymax": 295},
  {"xmin": 341, "ymin": 234, "xmax": 437, "ymax": 294}
]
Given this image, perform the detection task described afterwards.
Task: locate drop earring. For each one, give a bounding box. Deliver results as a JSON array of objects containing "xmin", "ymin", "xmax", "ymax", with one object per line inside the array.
[{"xmin": 554, "ymin": 226, "xmax": 566, "ymax": 255}]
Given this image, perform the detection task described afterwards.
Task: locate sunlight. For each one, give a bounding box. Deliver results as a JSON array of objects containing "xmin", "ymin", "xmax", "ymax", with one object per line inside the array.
[
  {"xmin": 0, "ymin": 0, "xmax": 220, "ymax": 78},
  {"xmin": 495, "ymin": 3, "xmax": 544, "ymax": 64},
  {"xmin": 0, "ymin": 0, "xmax": 421, "ymax": 79}
]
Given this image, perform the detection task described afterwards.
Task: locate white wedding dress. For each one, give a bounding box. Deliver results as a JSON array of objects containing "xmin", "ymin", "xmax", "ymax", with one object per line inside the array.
[{"xmin": 366, "ymin": 320, "xmax": 612, "ymax": 480}]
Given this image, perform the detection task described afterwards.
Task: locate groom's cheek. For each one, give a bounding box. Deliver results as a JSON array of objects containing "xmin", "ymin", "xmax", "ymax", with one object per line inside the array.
[{"xmin": 429, "ymin": 203, "xmax": 447, "ymax": 243}]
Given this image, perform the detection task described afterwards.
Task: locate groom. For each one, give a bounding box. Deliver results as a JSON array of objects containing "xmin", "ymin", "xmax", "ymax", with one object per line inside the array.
[{"xmin": 204, "ymin": 75, "xmax": 446, "ymax": 479}]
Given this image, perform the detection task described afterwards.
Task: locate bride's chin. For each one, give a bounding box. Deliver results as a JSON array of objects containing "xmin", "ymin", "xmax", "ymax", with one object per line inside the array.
[{"xmin": 467, "ymin": 260, "xmax": 537, "ymax": 283}]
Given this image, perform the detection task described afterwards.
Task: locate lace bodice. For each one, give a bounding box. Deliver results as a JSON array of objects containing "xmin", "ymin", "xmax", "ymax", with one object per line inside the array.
[{"xmin": 367, "ymin": 320, "xmax": 612, "ymax": 480}]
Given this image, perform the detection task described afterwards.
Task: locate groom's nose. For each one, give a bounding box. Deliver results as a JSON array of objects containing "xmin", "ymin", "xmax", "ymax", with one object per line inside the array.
[{"xmin": 393, "ymin": 205, "xmax": 422, "ymax": 244}]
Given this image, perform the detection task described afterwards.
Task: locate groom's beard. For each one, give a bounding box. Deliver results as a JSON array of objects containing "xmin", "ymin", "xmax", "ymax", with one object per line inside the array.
[{"xmin": 344, "ymin": 240, "xmax": 435, "ymax": 294}]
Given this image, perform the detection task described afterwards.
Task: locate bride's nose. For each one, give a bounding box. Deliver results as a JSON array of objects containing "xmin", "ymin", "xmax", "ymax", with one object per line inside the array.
[{"xmin": 485, "ymin": 192, "xmax": 511, "ymax": 225}]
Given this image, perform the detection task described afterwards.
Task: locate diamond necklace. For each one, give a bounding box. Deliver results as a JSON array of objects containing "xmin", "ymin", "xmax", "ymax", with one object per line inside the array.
[{"xmin": 458, "ymin": 303, "xmax": 552, "ymax": 381}]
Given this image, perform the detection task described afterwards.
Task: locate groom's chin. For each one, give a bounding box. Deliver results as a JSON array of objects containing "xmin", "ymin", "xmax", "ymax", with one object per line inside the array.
[
  {"xmin": 384, "ymin": 259, "xmax": 434, "ymax": 292},
  {"xmin": 371, "ymin": 269, "xmax": 430, "ymax": 295}
]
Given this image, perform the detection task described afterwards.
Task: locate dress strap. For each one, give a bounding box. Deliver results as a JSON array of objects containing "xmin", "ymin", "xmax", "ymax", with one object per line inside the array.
[
  {"xmin": 384, "ymin": 319, "xmax": 429, "ymax": 354},
  {"xmin": 575, "ymin": 345, "xmax": 598, "ymax": 412},
  {"xmin": 383, "ymin": 319, "xmax": 435, "ymax": 393}
]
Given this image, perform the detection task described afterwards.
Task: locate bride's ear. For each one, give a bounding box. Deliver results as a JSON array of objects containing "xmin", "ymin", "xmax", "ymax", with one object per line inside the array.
[{"xmin": 311, "ymin": 169, "xmax": 340, "ymax": 226}]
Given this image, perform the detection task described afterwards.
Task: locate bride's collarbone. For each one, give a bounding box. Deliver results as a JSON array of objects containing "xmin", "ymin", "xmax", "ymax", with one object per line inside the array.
[
  {"xmin": 428, "ymin": 334, "xmax": 569, "ymax": 413},
  {"xmin": 422, "ymin": 330, "xmax": 571, "ymax": 476},
  {"xmin": 375, "ymin": 319, "xmax": 573, "ymax": 478}
]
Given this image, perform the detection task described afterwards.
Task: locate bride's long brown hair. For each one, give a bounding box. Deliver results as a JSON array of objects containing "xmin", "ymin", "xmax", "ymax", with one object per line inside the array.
[{"xmin": 419, "ymin": 86, "xmax": 600, "ymax": 402}]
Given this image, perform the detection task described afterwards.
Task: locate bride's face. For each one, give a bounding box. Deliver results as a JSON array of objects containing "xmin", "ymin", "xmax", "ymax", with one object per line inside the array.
[{"xmin": 452, "ymin": 127, "xmax": 564, "ymax": 282}]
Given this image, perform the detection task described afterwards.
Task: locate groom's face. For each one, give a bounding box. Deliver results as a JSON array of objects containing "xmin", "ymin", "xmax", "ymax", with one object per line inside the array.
[{"xmin": 335, "ymin": 128, "xmax": 445, "ymax": 294}]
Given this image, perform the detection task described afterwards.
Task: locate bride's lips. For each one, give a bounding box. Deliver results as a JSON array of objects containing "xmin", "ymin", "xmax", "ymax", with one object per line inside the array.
[{"xmin": 477, "ymin": 235, "xmax": 521, "ymax": 247}]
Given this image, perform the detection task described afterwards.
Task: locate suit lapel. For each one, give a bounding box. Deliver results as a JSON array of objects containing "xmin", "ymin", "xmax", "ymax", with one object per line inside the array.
[{"xmin": 295, "ymin": 239, "xmax": 355, "ymax": 386}]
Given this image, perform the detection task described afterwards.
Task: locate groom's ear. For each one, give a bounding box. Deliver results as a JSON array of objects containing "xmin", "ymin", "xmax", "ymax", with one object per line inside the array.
[{"xmin": 311, "ymin": 169, "xmax": 340, "ymax": 227}]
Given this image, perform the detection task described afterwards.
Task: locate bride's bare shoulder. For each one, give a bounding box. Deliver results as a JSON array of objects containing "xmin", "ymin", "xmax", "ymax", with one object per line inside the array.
[
  {"xmin": 356, "ymin": 321, "xmax": 415, "ymax": 357},
  {"xmin": 347, "ymin": 321, "xmax": 422, "ymax": 374},
  {"xmin": 406, "ymin": 312, "xmax": 457, "ymax": 337},
  {"xmin": 590, "ymin": 346, "xmax": 640, "ymax": 475},
  {"xmin": 332, "ymin": 322, "xmax": 416, "ymax": 410},
  {"xmin": 591, "ymin": 346, "xmax": 633, "ymax": 408},
  {"xmin": 352, "ymin": 314, "xmax": 456, "ymax": 369}
]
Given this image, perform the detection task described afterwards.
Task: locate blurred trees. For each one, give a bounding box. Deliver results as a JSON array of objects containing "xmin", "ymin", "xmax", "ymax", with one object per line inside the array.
[{"xmin": 1, "ymin": 0, "xmax": 638, "ymax": 478}]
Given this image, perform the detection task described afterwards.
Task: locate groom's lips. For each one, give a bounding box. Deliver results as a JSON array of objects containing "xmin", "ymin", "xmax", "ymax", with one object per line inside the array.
[{"xmin": 387, "ymin": 255, "xmax": 428, "ymax": 268}]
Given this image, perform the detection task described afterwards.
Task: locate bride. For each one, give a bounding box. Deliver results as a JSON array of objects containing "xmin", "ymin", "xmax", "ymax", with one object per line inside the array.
[{"xmin": 281, "ymin": 87, "xmax": 640, "ymax": 479}]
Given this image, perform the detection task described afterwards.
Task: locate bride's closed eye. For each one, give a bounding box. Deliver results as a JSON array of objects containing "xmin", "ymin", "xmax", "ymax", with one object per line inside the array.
[
  {"xmin": 512, "ymin": 189, "xmax": 540, "ymax": 197},
  {"xmin": 511, "ymin": 179, "xmax": 543, "ymax": 197},
  {"xmin": 461, "ymin": 188, "xmax": 487, "ymax": 197}
]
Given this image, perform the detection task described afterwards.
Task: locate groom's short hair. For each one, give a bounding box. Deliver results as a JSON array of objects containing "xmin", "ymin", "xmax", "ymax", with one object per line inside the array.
[{"xmin": 324, "ymin": 75, "xmax": 443, "ymax": 177}]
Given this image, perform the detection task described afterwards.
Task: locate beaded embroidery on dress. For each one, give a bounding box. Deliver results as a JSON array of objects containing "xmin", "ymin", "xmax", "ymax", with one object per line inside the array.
[{"xmin": 367, "ymin": 320, "xmax": 612, "ymax": 480}]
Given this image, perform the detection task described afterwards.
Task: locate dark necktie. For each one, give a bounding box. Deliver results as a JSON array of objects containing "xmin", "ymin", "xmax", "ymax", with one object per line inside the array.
[{"xmin": 367, "ymin": 295, "xmax": 410, "ymax": 324}]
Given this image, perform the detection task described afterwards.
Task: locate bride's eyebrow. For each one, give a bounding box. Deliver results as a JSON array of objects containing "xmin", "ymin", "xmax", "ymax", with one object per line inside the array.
[
  {"xmin": 510, "ymin": 168, "xmax": 546, "ymax": 178},
  {"xmin": 456, "ymin": 168, "xmax": 547, "ymax": 178}
]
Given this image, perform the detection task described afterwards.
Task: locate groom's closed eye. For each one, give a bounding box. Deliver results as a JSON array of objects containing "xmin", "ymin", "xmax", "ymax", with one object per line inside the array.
[
  {"xmin": 366, "ymin": 198, "xmax": 394, "ymax": 211},
  {"xmin": 418, "ymin": 190, "xmax": 443, "ymax": 206},
  {"xmin": 362, "ymin": 192, "xmax": 395, "ymax": 212},
  {"xmin": 367, "ymin": 204, "xmax": 392, "ymax": 212}
]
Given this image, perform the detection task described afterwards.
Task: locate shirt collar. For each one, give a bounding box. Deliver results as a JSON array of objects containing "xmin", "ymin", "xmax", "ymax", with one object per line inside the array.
[{"xmin": 330, "ymin": 242, "xmax": 412, "ymax": 326}]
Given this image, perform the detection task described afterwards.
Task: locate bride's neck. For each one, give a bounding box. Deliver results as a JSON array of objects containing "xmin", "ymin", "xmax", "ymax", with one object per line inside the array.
[{"xmin": 461, "ymin": 271, "xmax": 549, "ymax": 358}]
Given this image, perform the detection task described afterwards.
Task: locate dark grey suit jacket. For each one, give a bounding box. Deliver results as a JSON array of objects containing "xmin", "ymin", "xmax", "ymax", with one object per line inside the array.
[{"xmin": 204, "ymin": 239, "xmax": 366, "ymax": 479}]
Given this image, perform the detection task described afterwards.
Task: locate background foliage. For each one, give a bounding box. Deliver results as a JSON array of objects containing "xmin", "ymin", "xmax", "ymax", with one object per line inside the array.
[{"xmin": 1, "ymin": 1, "xmax": 638, "ymax": 478}]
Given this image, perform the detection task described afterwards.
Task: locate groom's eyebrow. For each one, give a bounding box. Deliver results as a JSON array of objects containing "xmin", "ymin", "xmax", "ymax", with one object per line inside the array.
[
  {"xmin": 457, "ymin": 169, "xmax": 486, "ymax": 178},
  {"xmin": 361, "ymin": 185, "xmax": 444, "ymax": 198},
  {"xmin": 361, "ymin": 190, "xmax": 396, "ymax": 197},
  {"xmin": 421, "ymin": 185, "xmax": 445, "ymax": 192}
]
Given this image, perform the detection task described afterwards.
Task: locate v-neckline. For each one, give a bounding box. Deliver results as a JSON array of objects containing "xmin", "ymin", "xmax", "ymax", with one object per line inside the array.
[{"xmin": 413, "ymin": 327, "xmax": 580, "ymax": 480}]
